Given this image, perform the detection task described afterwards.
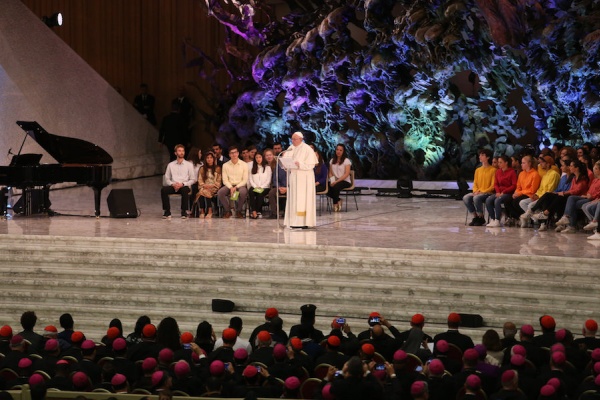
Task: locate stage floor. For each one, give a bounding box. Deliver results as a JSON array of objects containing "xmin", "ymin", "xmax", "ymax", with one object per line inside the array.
[{"xmin": 2, "ymin": 176, "xmax": 599, "ymax": 259}]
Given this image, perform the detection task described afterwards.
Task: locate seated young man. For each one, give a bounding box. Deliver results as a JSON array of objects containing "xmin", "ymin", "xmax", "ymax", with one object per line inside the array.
[
  {"xmin": 160, "ymin": 144, "xmax": 196, "ymax": 219},
  {"xmin": 464, "ymin": 149, "xmax": 496, "ymax": 226},
  {"xmin": 217, "ymin": 145, "xmax": 249, "ymax": 218}
]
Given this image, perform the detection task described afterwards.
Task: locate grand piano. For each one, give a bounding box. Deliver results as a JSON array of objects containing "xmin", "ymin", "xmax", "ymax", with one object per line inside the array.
[{"xmin": 0, "ymin": 121, "xmax": 112, "ymax": 217}]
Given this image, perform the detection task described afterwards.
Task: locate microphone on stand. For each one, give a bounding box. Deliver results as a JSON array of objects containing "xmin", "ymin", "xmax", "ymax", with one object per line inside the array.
[{"xmin": 273, "ymin": 148, "xmax": 293, "ymax": 232}]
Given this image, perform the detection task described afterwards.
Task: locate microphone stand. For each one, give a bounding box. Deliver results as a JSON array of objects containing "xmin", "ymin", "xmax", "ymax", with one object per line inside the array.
[{"xmin": 273, "ymin": 148, "xmax": 291, "ymax": 233}]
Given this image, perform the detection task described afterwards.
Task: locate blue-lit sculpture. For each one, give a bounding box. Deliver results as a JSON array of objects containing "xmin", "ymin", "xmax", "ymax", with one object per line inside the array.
[{"xmin": 191, "ymin": 0, "xmax": 600, "ymax": 179}]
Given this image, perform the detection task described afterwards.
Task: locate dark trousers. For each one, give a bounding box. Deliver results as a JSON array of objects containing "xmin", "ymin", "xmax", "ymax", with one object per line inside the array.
[
  {"xmin": 327, "ymin": 181, "xmax": 351, "ymax": 203},
  {"xmin": 196, "ymin": 196, "xmax": 216, "ymax": 211},
  {"xmin": 504, "ymin": 194, "xmax": 528, "ymax": 219},
  {"xmin": 533, "ymin": 192, "xmax": 569, "ymax": 218},
  {"xmin": 161, "ymin": 186, "xmax": 190, "ymax": 213},
  {"xmin": 249, "ymin": 188, "xmax": 270, "ymax": 213}
]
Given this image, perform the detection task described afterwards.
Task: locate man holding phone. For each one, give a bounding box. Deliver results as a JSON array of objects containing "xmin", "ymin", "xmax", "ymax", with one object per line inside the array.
[
  {"xmin": 357, "ymin": 312, "xmax": 402, "ymax": 341},
  {"xmin": 324, "ymin": 317, "xmax": 359, "ymax": 357}
]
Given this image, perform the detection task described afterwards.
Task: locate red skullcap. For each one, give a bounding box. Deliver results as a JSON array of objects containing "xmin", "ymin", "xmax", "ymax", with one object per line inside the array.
[{"xmin": 361, "ymin": 343, "xmax": 375, "ymax": 355}]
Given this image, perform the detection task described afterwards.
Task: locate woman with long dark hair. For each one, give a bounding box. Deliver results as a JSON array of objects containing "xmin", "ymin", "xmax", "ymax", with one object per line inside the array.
[
  {"xmin": 327, "ymin": 144, "xmax": 352, "ymax": 212},
  {"xmin": 157, "ymin": 316, "xmax": 182, "ymax": 351},
  {"xmin": 485, "ymin": 155, "xmax": 516, "ymax": 227},
  {"xmin": 248, "ymin": 152, "xmax": 271, "ymax": 219},
  {"xmin": 126, "ymin": 315, "xmax": 151, "ymax": 345},
  {"xmin": 195, "ymin": 151, "xmax": 221, "ymax": 218},
  {"xmin": 194, "ymin": 321, "xmax": 215, "ymax": 354},
  {"xmin": 314, "ymin": 150, "xmax": 328, "ymax": 193},
  {"xmin": 187, "ymin": 147, "xmax": 203, "ymax": 177},
  {"xmin": 556, "ymin": 161, "xmax": 600, "ymax": 233},
  {"xmin": 532, "ymin": 159, "xmax": 590, "ymax": 228}
]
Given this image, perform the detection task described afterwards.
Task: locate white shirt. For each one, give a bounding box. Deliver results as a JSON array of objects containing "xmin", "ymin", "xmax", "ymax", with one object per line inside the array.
[
  {"xmin": 330, "ymin": 158, "xmax": 352, "ymax": 183},
  {"xmin": 213, "ymin": 336, "xmax": 253, "ymax": 354},
  {"xmin": 193, "ymin": 162, "xmax": 203, "ymax": 180},
  {"xmin": 164, "ymin": 159, "xmax": 196, "ymax": 187},
  {"xmin": 249, "ymin": 165, "xmax": 272, "ymax": 189}
]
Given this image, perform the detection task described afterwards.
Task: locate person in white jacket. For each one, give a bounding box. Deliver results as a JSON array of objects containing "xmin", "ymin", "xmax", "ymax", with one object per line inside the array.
[{"xmin": 248, "ymin": 152, "xmax": 272, "ymax": 219}]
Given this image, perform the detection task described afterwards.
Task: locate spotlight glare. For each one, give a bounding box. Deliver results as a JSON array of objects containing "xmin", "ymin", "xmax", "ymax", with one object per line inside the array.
[{"xmin": 42, "ymin": 12, "xmax": 63, "ymax": 28}]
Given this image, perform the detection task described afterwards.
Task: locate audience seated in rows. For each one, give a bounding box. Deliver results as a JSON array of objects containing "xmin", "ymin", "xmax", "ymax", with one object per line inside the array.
[
  {"xmin": 463, "ymin": 144, "xmax": 600, "ymax": 240},
  {"xmin": 3, "ymin": 309, "xmax": 600, "ymax": 399}
]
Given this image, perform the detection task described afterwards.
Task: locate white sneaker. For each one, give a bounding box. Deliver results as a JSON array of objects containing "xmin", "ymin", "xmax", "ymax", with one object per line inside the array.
[
  {"xmin": 520, "ymin": 210, "xmax": 532, "ymax": 220},
  {"xmin": 487, "ymin": 219, "xmax": 500, "ymax": 227},
  {"xmin": 555, "ymin": 225, "xmax": 565, "ymax": 232},
  {"xmin": 538, "ymin": 223, "xmax": 548, "ymax": 231},
  {"xmin": 588, "ymin": 232, "xmax": 600, "ymax": 240},
  {"xmin": 583, "ymin": 221, "xmax": 598, "ymax": 231},
  {"xmin": 561, "ymin": 226, "xmax": 576, "ymax": 234},
  {"xmin": 555, "ymin": 216, "xmax": 570, "ymax": 226},
  {"xmin": 520, "ymin": 218, "xmax": 529, "ymax": 228},
  {"xmin": 534, "ymin": 212, "xmax": 548, "ymax": 221}
]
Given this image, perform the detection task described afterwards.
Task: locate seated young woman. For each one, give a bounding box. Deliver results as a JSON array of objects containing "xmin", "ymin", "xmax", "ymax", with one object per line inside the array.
[
  {"xmin": 532, "ymin": 159, "xmax": 589, "ymax": 229},
  {"xmin": 188, "ymin": 147, "xmax": 204, "ymax": 211},
  {"xmin": 314, "ymin": 150, "xmax": 328, "ymax": 193},
  {"xmin": 327, "ymin": 144, "xmax": 352, "ymax": 212},
  {"xmin": 504, "ymin": 155, "xmax": 541, "ymax": 226},
  {"xmin": 485, "ymin": 155, "xmax": 516, "ymax": 227},
  {"xmin": 581, "ymin": 163, "xmax": 600, "ymax": 237},
  {"xmin": 555, "ymin": 160, "xmax": 600, "ymax": 233},
  {"xmin": 248, "ymin": 151, "xmax": 272, "ymax": 219},
  {"xmin": 195, "ymin": 151, "xmax": 222, "ymax": 218}
]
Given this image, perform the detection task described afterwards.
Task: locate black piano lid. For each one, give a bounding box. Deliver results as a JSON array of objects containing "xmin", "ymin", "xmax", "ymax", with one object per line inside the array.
[{"xmin": 16, "ymin": 121, "xmax": 113, "ymax": 165}]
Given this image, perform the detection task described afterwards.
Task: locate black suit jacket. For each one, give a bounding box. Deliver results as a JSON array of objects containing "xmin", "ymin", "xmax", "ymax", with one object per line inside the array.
[
  {"xmin": 133, "ymin": 94, "xmax": 156, "ymax": 125},
  {"xmin": 434, "ymin": 330, "xmax": 475, "ymax": 352}
]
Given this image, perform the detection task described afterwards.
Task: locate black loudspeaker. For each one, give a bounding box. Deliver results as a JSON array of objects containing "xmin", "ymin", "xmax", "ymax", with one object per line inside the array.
[
  {"xmin": 107, "ymin": 189, "xmax": 138, "ymax": 218},
  {"xmin": 212, "ymin": 299, "xmax": 235, "ymax": 313},
  {"xmin": 459, "ymin": 313, "xmax": 484, "ymax": 328}
]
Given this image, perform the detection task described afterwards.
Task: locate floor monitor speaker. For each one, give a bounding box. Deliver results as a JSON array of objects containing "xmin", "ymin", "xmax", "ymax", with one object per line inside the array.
[
  {"xmin": 107, "ymin": 189, "xmax": 138, "ymax": 218},
  {"xmin": 212, "ymin": 299, "xmax": 235, "ymax": 312},
  {"xmin": 459, "ymin": 313, "xmax": 484, "ymax": 328}
]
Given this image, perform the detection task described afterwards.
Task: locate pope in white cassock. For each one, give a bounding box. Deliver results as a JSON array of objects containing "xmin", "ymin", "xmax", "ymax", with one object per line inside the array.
[{"xmin": 283, "ymin": 132, "xmax": 318, "ymax": 228}]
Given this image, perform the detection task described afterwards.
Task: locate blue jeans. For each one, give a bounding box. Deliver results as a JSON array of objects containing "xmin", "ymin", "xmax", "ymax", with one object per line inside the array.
[
  {"xmin": 486, "ymin": 193, "xmax": 511, "ymax": 220},
  {"xmin": 464, "ymin": 193, "xmax": 490, "ymax": 214},
  {"xmin": 564, "ymin": 196, "xmax": 589, "ymax": 226},
  {"xmin": 582, "ymin": 201, "xmax": 600, "ymax": 222}
]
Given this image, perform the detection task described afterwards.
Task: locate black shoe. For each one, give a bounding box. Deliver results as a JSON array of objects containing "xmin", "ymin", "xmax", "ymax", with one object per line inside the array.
[
  {"xmin": 162, "ymin": 211, "xmax": 171, "ymax": 219},
  {"xmin": 468, "ymin": 217, "xmax": 477, "ymax": 226},
  {"xmin": 473, "ymin": 216, "xmax": 486, "ymax": 226}
]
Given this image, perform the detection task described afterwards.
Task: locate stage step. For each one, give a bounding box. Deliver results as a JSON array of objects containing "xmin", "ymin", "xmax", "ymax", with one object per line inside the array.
[{"xmin": 0, "ymin": 234, "xmax": 597, "ymax": 343}]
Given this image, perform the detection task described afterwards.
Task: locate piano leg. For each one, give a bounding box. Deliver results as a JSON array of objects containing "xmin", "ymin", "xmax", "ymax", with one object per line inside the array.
[
  {"xmin": 93, "ymin": 186, "xmax": 103, "ymax": 217},
  {"xmin": 43, "ymin": 185, "xmax": 54, "ymax": 215},
  {"xmin": 0, "ymin": 187, "xmax": 7, "ymax": 218}
]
